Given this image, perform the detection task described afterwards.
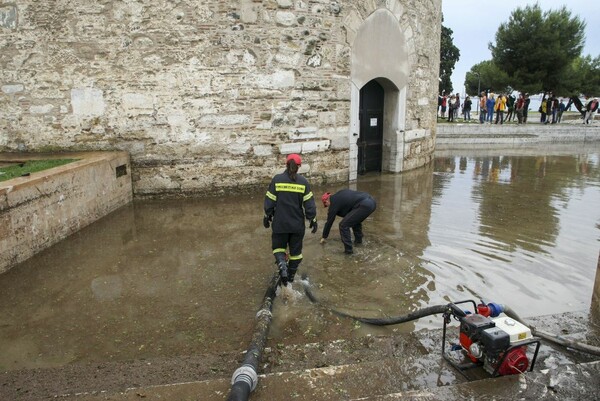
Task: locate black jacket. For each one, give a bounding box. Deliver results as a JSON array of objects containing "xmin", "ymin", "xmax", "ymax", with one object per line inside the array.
[
  {"xmin": 322, "ymin": 189, "xmax": 371, "ymax": 238},
  {"xmin": 264, "ymin": 170, "xmax": 316, "ymax": 234}
]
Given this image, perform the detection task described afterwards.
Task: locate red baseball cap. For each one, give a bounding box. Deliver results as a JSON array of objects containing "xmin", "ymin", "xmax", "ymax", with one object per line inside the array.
[
  {"xmin": 321, "ymin": 192, "xmax": 331, "ymax": 206},
  {"xmin": 286, "ymin": 153, "xmax": 302, "ymax": 166}
]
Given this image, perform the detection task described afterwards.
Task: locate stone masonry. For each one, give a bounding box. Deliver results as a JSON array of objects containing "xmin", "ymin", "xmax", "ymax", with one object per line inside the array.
[
  {"xmin": 0, "ymin": 152, "xmax": 133, "ymax": 273},
  {"xmin": 0, "ymin": 0, "xmax": 441, "ymax": 196}
]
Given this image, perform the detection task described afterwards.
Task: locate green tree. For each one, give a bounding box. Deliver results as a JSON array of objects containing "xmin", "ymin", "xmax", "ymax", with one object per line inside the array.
[
  {"xmin": 489, "ymin": 4, "xmax": 585, "ymax": 94},
  {"xmin": 573, "ymin": 55, "xmax": 600, "ymax": 96},
  {"xmin": 439, "ymin": 21, "xmax": 460, "ymax": 94},
  {"xmin": 464, "ymin": 61, "xmax": 511, "ymax": 95}
]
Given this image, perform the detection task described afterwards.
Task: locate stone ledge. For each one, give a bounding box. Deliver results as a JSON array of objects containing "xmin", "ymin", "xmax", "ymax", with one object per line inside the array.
[
  {"xmin": 0, "ymin": 152, "xmax": 132, "ymax": 273},
  {"xmin": 437, "ymin": 122, "xmax": 600, "ymax": 144}
]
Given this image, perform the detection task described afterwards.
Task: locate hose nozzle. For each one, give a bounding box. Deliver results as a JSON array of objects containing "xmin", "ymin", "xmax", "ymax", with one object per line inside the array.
[{"xmin": 477, "ymin": 301, "xmax": 505, "ymax": 317}]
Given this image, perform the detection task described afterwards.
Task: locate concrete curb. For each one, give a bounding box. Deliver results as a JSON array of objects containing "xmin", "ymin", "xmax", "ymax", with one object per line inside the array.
[{"xmin": 436, "ymin": 122, "xmax": 600, "ymax": 146}]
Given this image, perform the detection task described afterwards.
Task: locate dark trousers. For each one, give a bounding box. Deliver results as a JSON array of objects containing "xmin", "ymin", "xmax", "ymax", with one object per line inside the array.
[
  {"xmin": 495, "ymin": 110, "xmax": 504, "ymax": 124},
  {"xmin": 339, "ymin": 197, "xmax": 376, "ymax": 251},
  {"xmin": 272, "ymin": 231, "xmax": 304, "ymax": 274}
]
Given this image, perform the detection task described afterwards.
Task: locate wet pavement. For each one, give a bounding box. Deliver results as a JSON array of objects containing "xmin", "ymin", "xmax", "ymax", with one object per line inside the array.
[{"xmin": 1, "ymin": 145, "xmax": 600, "ymax": 399}]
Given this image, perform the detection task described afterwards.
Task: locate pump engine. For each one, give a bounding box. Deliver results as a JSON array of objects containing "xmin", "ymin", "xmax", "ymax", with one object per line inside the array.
[{"xmin": 443, "ymin": 300, "xmax": 540, "ymax": 377}]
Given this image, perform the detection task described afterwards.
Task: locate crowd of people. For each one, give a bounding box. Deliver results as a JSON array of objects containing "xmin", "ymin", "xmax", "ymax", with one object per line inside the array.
[{"xmin": 438, "ymin": 91, "xmax": 599, "ymax": 125}]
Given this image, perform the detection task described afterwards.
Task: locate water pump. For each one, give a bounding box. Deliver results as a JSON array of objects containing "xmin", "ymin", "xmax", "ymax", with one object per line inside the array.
[{"xmin": 442, "ymin": 300, "xmax": 541, "ymax": 377}]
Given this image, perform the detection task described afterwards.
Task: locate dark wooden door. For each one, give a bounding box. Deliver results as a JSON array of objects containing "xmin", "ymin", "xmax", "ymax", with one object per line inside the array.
[{"xmin": 359, "ymin": 80, "xmax": 384, "ymax": 174}]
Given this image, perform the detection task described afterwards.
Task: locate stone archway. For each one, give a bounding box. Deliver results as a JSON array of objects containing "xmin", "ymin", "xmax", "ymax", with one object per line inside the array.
[{"xmin": 348, "ymin": 8, "xmax": 409, "ymax": 180}]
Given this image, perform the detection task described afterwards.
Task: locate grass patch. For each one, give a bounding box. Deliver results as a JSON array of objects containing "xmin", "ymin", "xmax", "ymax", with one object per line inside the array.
[{"xmin": 0, "ymin": 159, "xmax": 78, "ymax": 182}]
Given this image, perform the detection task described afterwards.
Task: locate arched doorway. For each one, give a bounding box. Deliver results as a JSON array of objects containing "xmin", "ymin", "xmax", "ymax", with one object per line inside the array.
[
  {"xmin": 358, "ymin": 80, "xmax": 384, "ymax": 174},
  {"xmin": 348, "ymin": 8, "xmax": 409, "ymax": 180}
]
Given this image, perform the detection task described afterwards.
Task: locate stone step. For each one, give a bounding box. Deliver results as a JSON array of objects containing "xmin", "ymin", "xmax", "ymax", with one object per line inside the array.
[
  {"xmin": 3, "ymin": 331, "xmax": 455, "ymax": 401},
  {"xmin": 361, "ymin": 360, "xmax": 600, "ymax": 401},
  {"xmin": 63, "ymin": 357, "xmax": 600, "ymax": 401},
  {"xmin": 50, "ymin": 355, "xmax": 465, "ymax": 401}
]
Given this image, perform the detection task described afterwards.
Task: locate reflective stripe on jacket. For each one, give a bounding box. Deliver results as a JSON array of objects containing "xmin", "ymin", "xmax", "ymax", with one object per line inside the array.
[{"xmin": 264, "ymin": 170, "xmax": 316, "ymax": 234}]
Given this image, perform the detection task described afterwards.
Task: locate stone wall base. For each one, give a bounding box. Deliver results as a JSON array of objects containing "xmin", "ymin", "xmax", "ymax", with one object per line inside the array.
[{"xmin": 0, "ymin": 152, "xmax": 132, "ymax": 273}]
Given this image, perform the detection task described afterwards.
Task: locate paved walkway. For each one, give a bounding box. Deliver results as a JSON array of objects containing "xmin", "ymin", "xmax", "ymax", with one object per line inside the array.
[{"xmin": 437, "ymin": 117, "xmax": 600, "ymax": 146}]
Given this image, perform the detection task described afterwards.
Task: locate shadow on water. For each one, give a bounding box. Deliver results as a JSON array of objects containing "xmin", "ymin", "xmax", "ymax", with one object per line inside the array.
[{"xmin": 1, "ymin": 145, "xmax": 600, "ymax": 372}]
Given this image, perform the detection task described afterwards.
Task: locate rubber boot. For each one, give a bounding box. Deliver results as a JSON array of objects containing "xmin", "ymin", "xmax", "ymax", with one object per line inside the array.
[
  {"xmin": 354, "ymin": 225, "xmax": 363, "ymax": 245},
  {"xmin": 274, "ymin": 252, "xmax": 288, "ymax": 285},
  {"xmin": 343, "ymin": 241, "xmax": 353, "ymax": 254},
  {"xmin": 288, "ymin": 259, "xmax": 301, "ymax": 283}
]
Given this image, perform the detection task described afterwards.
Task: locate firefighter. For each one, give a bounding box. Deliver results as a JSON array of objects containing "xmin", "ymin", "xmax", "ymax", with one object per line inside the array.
[
  {"xmin": 320, "ymin": 189, "xmax": 376, "ymax": 254},
  {"xmin": 263, "ymin": 154, "xmax": 318, "ymax": 285}
]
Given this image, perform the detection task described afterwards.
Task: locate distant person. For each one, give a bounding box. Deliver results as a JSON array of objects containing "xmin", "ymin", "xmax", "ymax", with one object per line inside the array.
[
  {"xmin": 505, "ymin": 94, "xmax": 516, "ymax": 122},
  {"xmin": 557, "ymin": 99, "xmax": 566, "ymax": 123},
  {"xmin": 447, "ymin": 94, "xmax": 457, "ymax": 122},
  {"xmin": 515, "ymin": 93, "xmax": 525, "ymax": 124},
  {"xmin": 523, "ymin": 93, "xmax": 531, "ymax": 123},
  {"xmin": 454, "ymin": 93, "xmax": 461, "ymax": 120},
  {"xmin": 320, "ymin": 189, "xmax": 376, "ymax": 255},
  {"xmin": 540, "ymin": 93, "xmax": 548, "ymax": 124},
  {"xmin": 545, "ymin": 94, "xmax": 553, "ymax": 124},
  {"xmin": 486, "ymin": 93, "xmax": 495, "ymax": 123},
  {"xmin": 551, "ymin": 93, "xmax": 559, "ymax": 124},
  {"xmin": 479, "ymin": 91, "xmax": 487, "ymax": 124},
  {"xmin": 264, "ymin": 154, "xmax": 318, "ymax": 285},
  {"xmin": 494, "ymin": 94, "xmax": 507, "ymax": 124},
  {"xmin": 463, "ymin": 96, "xmax": 472, "ymax": 121},
  {"xmin": 584, "ymin": 98, "xmax": 599, "ymax": 124},
  {"xmin": 440, "ymin": 92, "xmax": 447, "ymax": 119}
]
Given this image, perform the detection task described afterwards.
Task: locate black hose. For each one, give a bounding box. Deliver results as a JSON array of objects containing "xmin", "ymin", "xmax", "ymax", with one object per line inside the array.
[
  {"xmin": 503, "ymin": 306, "xmax": 600, "ymax": 357},
  {"xmin": 343, "ymin": 304, "xmax": 451, "ymax": 326},
  {"xmin": 302, "ymin": 276, "xmax": 461, "ymax": 326},
  {"xmin": 227, "ymin": 271, "xmax": 280, "ymax": 401},
  {"xmin": 304, "ymin": 276, "xmax": 600, "ymax": 357}
]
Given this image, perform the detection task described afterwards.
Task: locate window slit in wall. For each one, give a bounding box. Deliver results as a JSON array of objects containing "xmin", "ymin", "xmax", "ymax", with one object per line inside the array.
[{"xmin": 116, "ymin": 164, "xmax": 127, "ymax": 178}]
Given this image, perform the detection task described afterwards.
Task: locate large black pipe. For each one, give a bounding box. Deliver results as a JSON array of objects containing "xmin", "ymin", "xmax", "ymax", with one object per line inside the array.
[
  {"xmin": 227, "ymin": 271, "xmax": 280, "ymax": 401},
  {"xmin": 503, "ymin": 306, "xmax": 600, "ymax": 357}
]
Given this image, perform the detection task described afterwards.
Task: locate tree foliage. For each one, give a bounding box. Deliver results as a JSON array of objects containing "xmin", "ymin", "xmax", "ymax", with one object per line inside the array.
[
  {"xmin": 572, "ymin": 55, "xmax": 600, "ymax": 96},
  {"xmin": 439, "ymin": 21, "xmax": 460, "ymax": 94},
  {"xmin": 464, "ymin": 61, "xmax": 511, "ymax": 96},
  {"xmin": 489, "ymin": 4, "xmax": 585, "ymax": 94}
]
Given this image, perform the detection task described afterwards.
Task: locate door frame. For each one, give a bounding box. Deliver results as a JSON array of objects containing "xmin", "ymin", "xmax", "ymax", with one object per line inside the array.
[
  {"xmin": 349, "ymin": 79, "xmax": 406, "ymax": 180},
  {"xmin": 358, "ymin": 80, "xmax": 385, "ymax": 174},
  {"xmin": 348, "ymin": 8, "xmax": 409, "ymax": 181}
]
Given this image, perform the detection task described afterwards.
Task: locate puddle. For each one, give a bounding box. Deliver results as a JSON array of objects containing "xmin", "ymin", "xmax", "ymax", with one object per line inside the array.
[{"xmin": 1, "ymin": 149, "xmax": 599, "ymax": 371}]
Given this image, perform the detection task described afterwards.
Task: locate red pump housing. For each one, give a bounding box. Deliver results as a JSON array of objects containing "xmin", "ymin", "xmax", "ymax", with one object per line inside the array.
[{"xmin": 498, "ymin": 346, "xmax": 529, "ymax": 375}]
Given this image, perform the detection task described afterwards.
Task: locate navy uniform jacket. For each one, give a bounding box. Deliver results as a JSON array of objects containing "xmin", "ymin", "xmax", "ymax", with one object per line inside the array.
[
  {"xmin": 264, "ymin": 170, "xmax": 316, "ymax": 234},
  {"xmin": 322, "ymin": 189, "xmax": 371, "ymax": 239}
]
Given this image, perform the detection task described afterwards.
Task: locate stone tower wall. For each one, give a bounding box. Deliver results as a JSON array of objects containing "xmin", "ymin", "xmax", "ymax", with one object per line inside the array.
[{"xmin": 0, "ymin": 0, "xmax": 441, "ymax": 196}]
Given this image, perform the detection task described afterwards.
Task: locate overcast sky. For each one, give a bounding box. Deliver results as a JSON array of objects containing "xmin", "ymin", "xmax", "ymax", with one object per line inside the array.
[{"xmin": 441, "ymin": 0, "xmax": 600, "ymax": 95}]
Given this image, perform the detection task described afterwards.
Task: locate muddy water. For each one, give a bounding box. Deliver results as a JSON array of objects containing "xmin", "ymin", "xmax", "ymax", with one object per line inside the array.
[{"xmin": 1, "ymin": 148, "xmax": 599, "ymax": 371}]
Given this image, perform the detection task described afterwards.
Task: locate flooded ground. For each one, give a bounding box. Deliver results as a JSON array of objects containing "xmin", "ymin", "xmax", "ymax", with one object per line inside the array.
[{"xmin": 1, "ymin": 145, "xmax": 599, "ymax": 374}]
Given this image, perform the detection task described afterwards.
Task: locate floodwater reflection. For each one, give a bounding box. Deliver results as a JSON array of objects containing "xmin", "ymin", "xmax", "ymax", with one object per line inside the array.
[
  {"xmin": 1, "ymin": 147, "xmax": 599, "ymax": 371},
  {"xmin": 427, "ymin": 151, "xmax": 600, "ymax": 320}
]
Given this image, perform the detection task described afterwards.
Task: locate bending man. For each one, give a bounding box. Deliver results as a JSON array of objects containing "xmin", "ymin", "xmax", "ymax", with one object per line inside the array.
[{"xmin": 320, "ymin": 189, "xmax": 376, "ymax": 254}]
